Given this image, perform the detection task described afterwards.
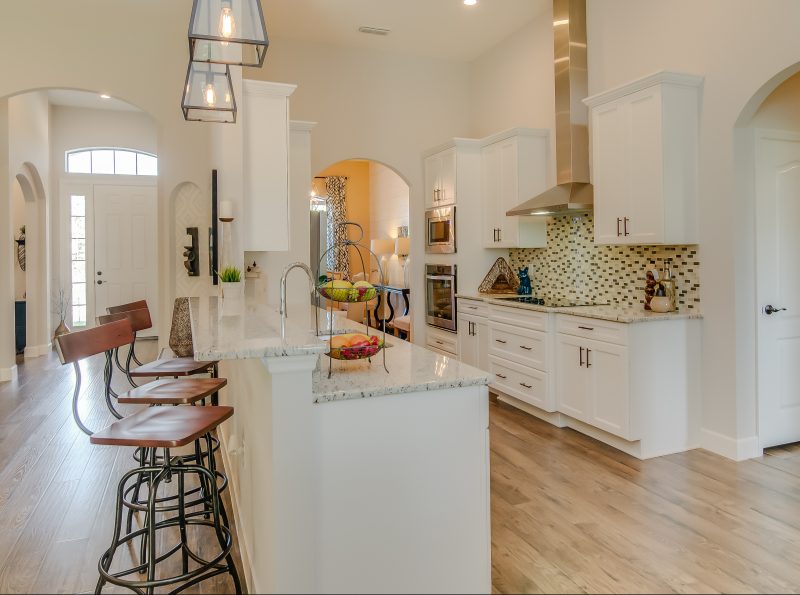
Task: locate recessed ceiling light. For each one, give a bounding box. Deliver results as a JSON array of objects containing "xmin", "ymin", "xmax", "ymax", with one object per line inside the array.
[
  {"xmin": 100, "ymin": 94, "xmax": 111, "ymax": 99},
  {"xmin": 464, "ymin": 0, "xmax": 478, "ymax": 5}
]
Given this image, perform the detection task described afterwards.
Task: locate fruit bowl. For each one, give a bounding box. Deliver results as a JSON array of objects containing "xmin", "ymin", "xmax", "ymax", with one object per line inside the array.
[
  {"xmin": 317, "ymin": 282, "xmax": 377, "ymax": 303},
  {"xmin": 327, "ymin": 333, "xmax": 384, "ymax": 360}
]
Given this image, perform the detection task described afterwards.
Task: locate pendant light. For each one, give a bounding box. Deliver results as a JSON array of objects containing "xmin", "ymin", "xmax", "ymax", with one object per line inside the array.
[
  {"xmin": 181, "ymin": 61, "xmax": 237, "ymax": 123},
  {"xmin": 188, "ymin": 0, "xmax": 269, "ymax": 67}
]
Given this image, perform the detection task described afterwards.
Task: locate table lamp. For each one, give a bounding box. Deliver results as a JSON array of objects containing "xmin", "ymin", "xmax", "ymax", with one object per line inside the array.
[
  {"xmin": 370, "ymin": 238, "xmax": 395, "ymax": 283},
  {"xmin": 395, "ymin": 236, "xmax": 411, "ymax": 288}
]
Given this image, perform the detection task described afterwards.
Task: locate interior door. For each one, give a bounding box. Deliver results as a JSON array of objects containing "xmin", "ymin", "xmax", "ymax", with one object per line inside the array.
[
  {"xmin": 756, "ymin": 130, "xmax": 800, "ymax": 448},
  {"xmin": 93, "ymin": 185, "xmax": 158, "ymax": 336}
]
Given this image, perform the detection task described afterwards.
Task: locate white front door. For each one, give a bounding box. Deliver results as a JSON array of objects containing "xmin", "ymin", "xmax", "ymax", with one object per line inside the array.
[
  {"xmin": 756, "ymin": 130, "xmax": 800, "ymax": 448},
  {"xmin": 93, "ymin": 185, "xmax": 158, "ymax": 336}
]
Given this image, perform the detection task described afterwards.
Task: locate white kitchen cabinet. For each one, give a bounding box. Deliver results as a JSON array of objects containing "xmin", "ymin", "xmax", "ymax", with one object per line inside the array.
[
  {"xmin": 481, "ymin": 130, "xmax": 549, "ymax": 249},
  {"xmin": 585, "ymin": 71, "xmax": 703, "ymax": 245},
  {"xmin": 242, "ymin": 80, "xmax": 296, "ymax": 252},
  {"xmin": 424, "ymin": 147, "xmax": 456, "ymax": 208},
  {"xmin": 426, "ymin": 325, "xmax": 458, "ymax": 357},
  {"xmin": 555, "ymin": 333, "xmax": 590, "ymax": 422},
  {"xmin": 458, "ymin": 313, "xmax": 488, "ymax": 371}
]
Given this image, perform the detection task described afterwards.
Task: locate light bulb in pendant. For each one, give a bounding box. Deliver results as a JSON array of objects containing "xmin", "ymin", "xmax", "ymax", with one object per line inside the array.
[
  {"xmin": 204, "ymin": 82, "xmax": 217, "ymax": 107},
  {"xmin": 219, "ymin": 3, "xmax": 236, "ymax": 45},
  {"xmin": 224, "ymin": 92, "xmax": 231, "ymax": 104}
]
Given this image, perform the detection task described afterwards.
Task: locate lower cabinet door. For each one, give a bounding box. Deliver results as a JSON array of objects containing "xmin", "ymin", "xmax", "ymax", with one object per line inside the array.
[
  {"xmin": 474, "ymin": 319, "xmax": 490, "ymax": 371},
  {"xmin": 585, "ymin": 339, "xmax": 633, "ymax": 439},
  {"xmin": 457, "ymin": 314, "xmax": 478, "ymax": 367},
  {"xmin": 556, "ymin": 334, "xmax": 589, "ymax": 422}
]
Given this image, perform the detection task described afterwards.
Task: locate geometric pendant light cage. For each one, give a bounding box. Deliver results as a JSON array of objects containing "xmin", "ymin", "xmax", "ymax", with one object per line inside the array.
[
  {"xmin": 188, "ymin": 0, "xmax": 269, "ymax": 68},
  {"xmin": 181, "ymin": 61, "xmax": 237, "ymax": 123}
]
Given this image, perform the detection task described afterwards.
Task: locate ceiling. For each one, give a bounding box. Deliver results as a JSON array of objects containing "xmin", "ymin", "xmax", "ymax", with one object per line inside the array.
[
  {"xmin": 261, "ymin": 0, "xmax": 550, "ymax": 62},
  {"xmin": 47, "ymin": 89, "xmax": 140, "ymax": 112}
]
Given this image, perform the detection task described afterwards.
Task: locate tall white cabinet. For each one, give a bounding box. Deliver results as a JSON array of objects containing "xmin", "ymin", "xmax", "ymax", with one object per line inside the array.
[
  {"xmin": 424, "ymin": 147, "xmax": 457, "ymax": 209},
  {"xmin": 481, "ymin": 129, "xmax": 549, "ymax": 249},
  {"xmin": 584, "ymin": 71, "xmax": 703, "ymax": 245},
  {"xmin": 242, "ymin": 80, "xmax": 296, "ymax": 252}
]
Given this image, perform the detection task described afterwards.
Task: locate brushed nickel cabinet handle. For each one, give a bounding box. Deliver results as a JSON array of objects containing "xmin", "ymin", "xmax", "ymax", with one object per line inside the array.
[{"xmin": 617, "ymin": 218, "xmax": 622, "ymax": 237}]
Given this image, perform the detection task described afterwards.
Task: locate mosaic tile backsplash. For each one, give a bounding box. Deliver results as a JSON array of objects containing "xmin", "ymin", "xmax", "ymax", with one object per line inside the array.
[{"xmin": 508, "ymin": 214, "xmax": 701, "ymax": 310}]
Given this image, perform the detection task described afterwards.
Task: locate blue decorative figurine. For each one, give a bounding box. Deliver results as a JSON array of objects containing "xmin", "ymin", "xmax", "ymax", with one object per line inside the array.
[{"xmin": 517, "ymin": 267, "xmax": 532, "ymax": 295}]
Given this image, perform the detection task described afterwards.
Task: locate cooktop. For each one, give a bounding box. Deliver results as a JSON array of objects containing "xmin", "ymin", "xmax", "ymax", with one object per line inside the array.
[{"xmin": 498, "ymin": 296, "xmax": 603, "ymax": 308}]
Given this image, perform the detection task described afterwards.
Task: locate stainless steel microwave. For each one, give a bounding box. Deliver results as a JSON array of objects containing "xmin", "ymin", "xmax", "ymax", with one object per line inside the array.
[{"xmin": 425, "ymin": 206, "xmax": 456, "ymax": 254}]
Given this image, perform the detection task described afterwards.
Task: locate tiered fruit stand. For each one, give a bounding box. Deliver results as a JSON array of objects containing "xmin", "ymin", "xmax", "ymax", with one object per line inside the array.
[{"xmin": 316, "ymin": 222, "xmax": 389, "ymax": 378}]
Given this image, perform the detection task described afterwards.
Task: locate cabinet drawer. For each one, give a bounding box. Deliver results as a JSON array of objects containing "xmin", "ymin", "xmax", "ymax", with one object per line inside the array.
[
  {"xmin": 489, "ymin": 304, "xmax": 548, "ymax": 332},
  {"xmin": 458, "ymin": 298, "xmax": 489, "ymax": 318},
  {"xmin": 488, "ymin": 322, "xmax": 548, "ymax": 372},
  {"xmin": 426, "ymin": 327, "xmax": 458, "ymax": 356},
  {"xmin": 489, "ymin": 356, "xmax": 549, "ymax": 410},
  {"xmin": 557, "ymin": 314, "xmax": 628, "ymax": 346}
]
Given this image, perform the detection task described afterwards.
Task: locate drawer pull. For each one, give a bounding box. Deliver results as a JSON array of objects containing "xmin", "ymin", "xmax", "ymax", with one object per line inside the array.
[
  {"xmin": 434, "ymin": 340, "xmax": 443, "ymax": 345},
  {"xmin": 586, "ymin": 348, "xmax": 592, "ymax": 368},
  {"xmin": 495, "ymin": 339, "xmax": 507, "ymax": 344},
  {"xmin": 495, "ymin": 373, "xmax": 507, "ymax": 379},
  {"xmin": 467, "ymin": 306, "xmax": 478, "ymax": 310},
  {"xmin": 578, "ymin": 326, "xmax": 594, "ymax": 331},
  {"xmin": 520, "ymin": 382, "xmax": 533, "ymax": 389},
  {"xmin": 579, "ymin": 346, "xmax": 584, "ymax": 367},
  {"xmin": 519, "ymin": 345, "xmax": 532, "ymax": 351}
]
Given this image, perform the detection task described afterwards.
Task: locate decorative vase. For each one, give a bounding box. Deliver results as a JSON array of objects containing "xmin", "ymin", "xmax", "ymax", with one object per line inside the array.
[
  {"xmin": 53, "ymin": 319, "xmax": 70, "ymax": 341},
  {"xmin": 650, "ymin": 296, "xmax": 672, "ymax": 313},
  {"xmin": 220, "ymin": 281, "xmax": 244, "ymax": 316}
]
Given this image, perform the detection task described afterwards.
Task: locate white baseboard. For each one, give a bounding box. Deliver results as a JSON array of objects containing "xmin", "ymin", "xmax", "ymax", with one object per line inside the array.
[
  {"xmin": 700, "ymin": 428, "xmax": 762, "ymax": 461},
  {"xmin": 0, "ymin": 365, "xmax": 18, "ymax": 382},
  {"xmin": 24, "ymin": 343, "xmax": 52, "ymax": 358}
]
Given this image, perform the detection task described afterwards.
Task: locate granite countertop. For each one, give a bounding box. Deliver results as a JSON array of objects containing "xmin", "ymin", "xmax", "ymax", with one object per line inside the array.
[
  {"xmin": 189, "ymin": 296, "xmax": 357, "ymax": 360},
  {"xmin": 313, "ymin": 315, "xmax": 490, "ymax": 404},
  {"xmin": 190, "ymin": 296, "xmax": 490, "ymax": 403},
  {"xmin": 456, "ymin": 293, "xmax": 703, "ymax": 323}
]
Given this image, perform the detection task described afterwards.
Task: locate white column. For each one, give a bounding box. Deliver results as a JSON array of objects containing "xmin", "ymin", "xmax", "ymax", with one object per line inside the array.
[{"xmin": 0, "ymin": 98, "xmax": 17, "ymax": 381}]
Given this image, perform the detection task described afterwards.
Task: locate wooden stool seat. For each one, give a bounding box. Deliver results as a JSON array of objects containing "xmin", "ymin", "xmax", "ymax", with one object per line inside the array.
[
  {"xmin": 90, "ymin": 406, "xmax": 234, "ymax": 448},
  {"xmin": 129, "ymin": 357, "xmax": 216, "ymax": 378},
  {"xmin": 117, "ymin": 377, "xmax": 227, "ymax": 405}
]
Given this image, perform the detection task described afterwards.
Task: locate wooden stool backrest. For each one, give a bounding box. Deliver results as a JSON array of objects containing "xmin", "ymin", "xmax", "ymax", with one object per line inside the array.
[
  {"xmin": 107, "ymin": 300, "xmax": 152, "ymax": 331},
  {"xmin": 97, "ymin": 308, "xmax": 152, "ymax": 333},
  {"xmin": 54, "ymin": 319, "xmax": 134, "ymax": 364}
]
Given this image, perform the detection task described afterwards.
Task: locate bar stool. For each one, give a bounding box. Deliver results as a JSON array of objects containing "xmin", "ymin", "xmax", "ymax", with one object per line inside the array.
[
  {"xmin": 106, "ymin": 299, "xmax": 149, "ymax": 367},
  {"xmin": 61, "ymin": 319, "xmax": 229, "ymax": 532},
  {"xmin": 91, "ymin": 406, "xmax": 241, "ymax": 594}
]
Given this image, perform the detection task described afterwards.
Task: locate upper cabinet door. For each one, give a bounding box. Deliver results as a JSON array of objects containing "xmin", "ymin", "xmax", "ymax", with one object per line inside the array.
[
  {"xmin": 243, "ymin": 81, "xmax": 295, "ymax": 252},
  {"xmin": 438, "ymin": 147, "xmax": 457, "ymax": 206},
  {"xmin": 591, "ymin": 101, "xmax": 630, "ymax": 245},
  {"xmin": 481, "ymin": 143, "xmax": 501, "ymax": 247},
  {"xmin": 424, "ymin": 153, "xmax": 441, "ymax": 209},
  {"xmin": 497, "ymin": 138, "xmax": 520, "ymax": 247},
  {"xmin": 585, "ymin": 71, "xmax": 702, "ymax": 246}
]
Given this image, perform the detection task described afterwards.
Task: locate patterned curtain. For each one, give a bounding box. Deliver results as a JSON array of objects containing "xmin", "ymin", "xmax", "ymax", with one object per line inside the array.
[{"xmin": 325, "ymin": 176, "xmax": 349, "ymax": 276}]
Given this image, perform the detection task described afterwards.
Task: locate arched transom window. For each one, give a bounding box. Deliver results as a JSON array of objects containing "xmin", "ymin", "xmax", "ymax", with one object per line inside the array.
[{"xmin": 65, "ymin": 148, "xmax": 158, "ymax": 176}]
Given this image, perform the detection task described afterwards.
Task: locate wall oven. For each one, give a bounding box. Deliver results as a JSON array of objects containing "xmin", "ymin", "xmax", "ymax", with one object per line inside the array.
[
  {"xmin": 425, "ymin": 206, "xmax": 456, "ymax": 254},
  {"xmin": 426, "ymin": 264, "xmax": 457, "ymax": 332}
]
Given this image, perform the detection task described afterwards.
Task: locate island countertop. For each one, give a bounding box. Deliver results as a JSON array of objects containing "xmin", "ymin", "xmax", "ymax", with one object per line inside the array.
[{"xmin": 190, "ymin": 296, "xmax": 490, "ymax": 403}]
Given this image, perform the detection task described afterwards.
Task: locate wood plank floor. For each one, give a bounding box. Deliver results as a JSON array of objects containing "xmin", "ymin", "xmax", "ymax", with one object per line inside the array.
[
  {"xmin": 3, "ymin": 349, "xmax": 800, "ymax": 593},
  {"xmin": 0, "ymin": 344, "xmax": 244, "ymax": 594}
]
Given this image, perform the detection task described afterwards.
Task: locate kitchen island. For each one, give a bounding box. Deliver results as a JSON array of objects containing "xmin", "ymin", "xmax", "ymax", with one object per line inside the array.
[{"xmin": 190, "ymin": 296, "xmax": 491, "ymax": 594}]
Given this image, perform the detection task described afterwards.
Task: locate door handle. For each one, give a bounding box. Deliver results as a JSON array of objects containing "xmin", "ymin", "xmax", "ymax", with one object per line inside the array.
[
  {"xmin": 97, "ymin": 280, "xmax": 103, "ymax": 285},
  {"xmin": 764, "ymin": 305, "xmax": 787, "ymax": 315},
  {"xmin": 579, "ymin": 346, "xmax": 584, "ymax": 367},
  {"xmin": 497, "ymin": 229, "xmax": 502, "ymax": 242},
  {"xmin": 616, "ymin": 218, "xmax": 622, "ymax": 237},
  {"xmin": 586, "ymin": 348, "xmax": 592, "ymax": 368},
  {"xmin": 624, "ymin": 217, "xmax": 630, "ymax": 236}
]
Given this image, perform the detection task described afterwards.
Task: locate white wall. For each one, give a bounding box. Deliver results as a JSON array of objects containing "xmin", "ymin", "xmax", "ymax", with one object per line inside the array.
[
  {"xmin": 245, "ymin": 35, "xmax": 473, "ymax": 341},
  {"xmin": 0, "ymin": 0, "xmax": 214, "ymax": 374},
  {"xmin": 7, "ymin": 91, "xmax": 51, "ymax": 358},
  {"xmin": 369, "ymin": 162, "xmax": 409, "ymax": 288},
  {"xmin": 12, "ymin": 182, "xmax": 25, "ymax": 300},
  {"xmin": 750, "ymin": 72, "xmax": 800, "ymax": 131},
  {"xmin": 585, "ymin": 0, "xmax": 800, "ymax": 457}
]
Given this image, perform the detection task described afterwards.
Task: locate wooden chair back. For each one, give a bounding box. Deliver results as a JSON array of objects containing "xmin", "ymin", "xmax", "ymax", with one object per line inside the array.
[
  {"xmin": 107, "ymin": 300, "xmax": 152, "ymax": 330},
  {"xmin": 54, "ymin": 319, "xmax": 134, "ymax": 365},
  {"xmin": 97, "ymin": 308, "xmax": 152, "ymax": 333}
]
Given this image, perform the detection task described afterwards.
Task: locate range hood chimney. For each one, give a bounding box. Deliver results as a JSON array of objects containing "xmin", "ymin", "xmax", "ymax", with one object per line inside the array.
[{"xmin": 506, "ymin": 0, "xmax": 593, "ymax": 216}]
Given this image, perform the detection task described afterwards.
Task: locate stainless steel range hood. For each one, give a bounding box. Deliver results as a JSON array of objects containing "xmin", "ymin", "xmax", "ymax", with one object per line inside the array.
[{"xmin": 507, "ymin": 0, "xmax": 593, "ymax": 216}]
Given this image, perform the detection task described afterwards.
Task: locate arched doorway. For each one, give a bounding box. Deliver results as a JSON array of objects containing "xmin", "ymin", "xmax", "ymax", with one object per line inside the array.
[
  {"xmin": 734, "ymin": 63, "xmax": 800, "ymax": 450},
  {"xmin": 311, "ymin": 159, "xmax": 411, "ymax": 333}
]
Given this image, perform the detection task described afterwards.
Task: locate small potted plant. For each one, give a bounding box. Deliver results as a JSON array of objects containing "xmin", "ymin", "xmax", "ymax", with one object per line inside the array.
[{"xmin": 218, "ymin": 265, "xmax": 243, "ymax": 314}]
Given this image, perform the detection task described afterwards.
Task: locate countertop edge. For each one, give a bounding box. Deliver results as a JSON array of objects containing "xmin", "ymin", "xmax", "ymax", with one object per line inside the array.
[{"xmin": 314, "ymin": 373, "xmax": 492, "ymax": 404}]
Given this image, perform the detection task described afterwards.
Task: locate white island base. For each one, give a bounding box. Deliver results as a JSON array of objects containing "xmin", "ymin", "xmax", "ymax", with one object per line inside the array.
[{"xmin": 191, "ymin": 298, "xmax": 491, "ymax": 594}]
